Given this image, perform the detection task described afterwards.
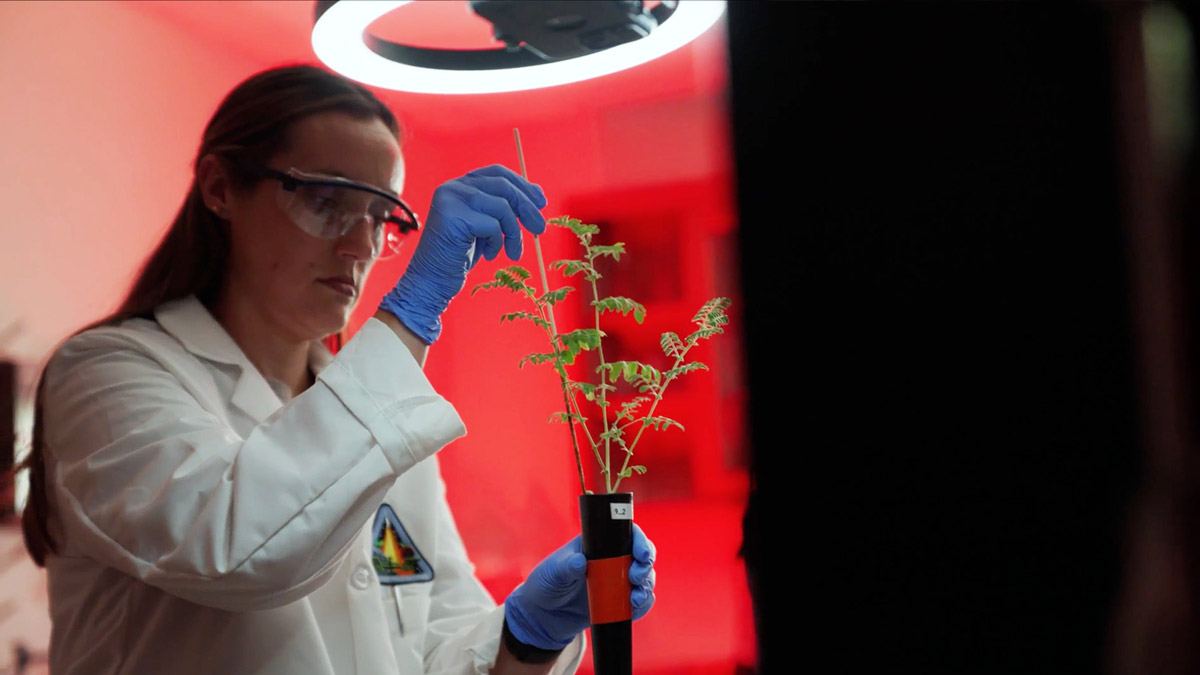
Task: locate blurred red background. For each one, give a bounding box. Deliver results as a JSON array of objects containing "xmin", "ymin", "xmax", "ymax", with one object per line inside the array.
[{"xmin": 0, "ymin": 2, "xmax": 752, "ymax": 672}]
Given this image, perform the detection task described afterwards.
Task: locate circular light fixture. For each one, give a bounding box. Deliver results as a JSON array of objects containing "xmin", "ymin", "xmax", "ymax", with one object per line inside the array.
[{"xmin": 312, "ymin": 1, "xmax": 727, "ymax": 94}]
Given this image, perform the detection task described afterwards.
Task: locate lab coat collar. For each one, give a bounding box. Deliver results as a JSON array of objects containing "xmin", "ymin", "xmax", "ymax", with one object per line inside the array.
[{"xmin": 153, "ymin": 294, "xmax": 335, "ymax": 423}]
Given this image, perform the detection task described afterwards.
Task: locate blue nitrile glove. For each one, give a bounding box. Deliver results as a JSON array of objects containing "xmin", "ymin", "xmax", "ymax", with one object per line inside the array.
[
  {"xmin": 378, "ymin": 164, "xmax": 548, "ymax": 344},
  {"xmin": 504, "ymin": 523, "xmax": 658, "ymax": 651}
]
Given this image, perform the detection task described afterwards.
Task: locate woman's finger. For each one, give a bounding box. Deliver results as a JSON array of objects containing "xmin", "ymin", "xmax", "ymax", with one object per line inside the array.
[
  {"xmin": 457, "ymin": 177, "xmax": 533, "ymax": 261},
  {"xmin": 469, "ymin": 216, "xmax": 502, "ymax": 264},
  {"xmin": 632, "ymin": 587, "xmax": 655, "ymax": 617},
  {"xmin": 449, "ymin": 187, "xmax": 511, "ymax": 262},
  {"xmin": 429, "ymin": 181, "xmax": 501, "ymax": 252},
  {"xmin": 629, "ymin": 560, "xmax": 651, "ymax": 584},
  {"xmin": 465, "ymin": 164, "xmax": 547, "ymax": 209},
  {"xmin": 632, "ymin": 524, "xmax": 656, "ymax": 564},
  {"xmin": 632, "ymin": 565, "xmax": 654, "ymax": 588},
  {"xmin": 460, "ymin": 172, "xmax": 546, "ymax": 237}
]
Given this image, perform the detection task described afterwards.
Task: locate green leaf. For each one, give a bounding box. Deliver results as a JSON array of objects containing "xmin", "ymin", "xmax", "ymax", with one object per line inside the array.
[
  {"xmin": 558, "ymin": 328, "xmax": 604, "ymax": 352},
  {"xmin": 499, "ymin": 311, "xmax": 552, "ymax": 331},
  {"xmin": 517, "ymin": 352, "xmax": 558, "ymax": 369},
  {"xmin": 549, "ymin": 259, "xmax": 597, "ymax": 279},
  {"xmin": 537, "ymin": 286, "xmax": 574, "ymax": 307},
  {"xmin": 664, "ymin": 361, "xmax": 709, "ymax": 380},
  {"xmin": 555, "ymin": 328, "xmax": 604, "ymax": 365},
  {"xmin": 501, "ymin": 265, "xmax": 532, "ymax": 281},
  {"xmin": 637, "ymin": 415, "xmax": 684, "ymax": 432},
  {"xmin": 592, "ymin": 296, "xmax": 647, "ymax": 324},
  {"xmin": 470, "ymin": 280, "xmax": 501, "ymax": 296},
  {"xmin": 690, "ymin": 297, "xmax": 733, "ymax": 332},
  {"xmin": 685, "ymin": 327, "xmax": 725, "ymax": 344},
  {"xmin": 598, "ymin": 360, "xmax": 658, "ymax": 385},
  {"xmin": 548, "ymin": 412, "xmax": 588, "ymax": 424},
  {"xmin": 548, "ymin": 216, "xmax": 600, "ymax": 238},
  {"xmin": 684, "ymin": 299, "xmax": 732, "ymax": 345},
  {"xmin": 570, "ymin": 381, "xmax": 616, "ymax": 402},
  {"xmin": 600, "ymin": 426, "xmax": 626, "ymax": 442},
  {"xmin": 660, "ymin": 331, "xmax": 686, "ymax": 360},
  {"xmin": 590, "ymin": 242, "xmax": 627, "ymax": 262},
  {"xmin": 494, "ymin": 268, "xmax": 525, "ymax": 289},
  {"xmin": 618, "ymin": 465, "xmax": 648, "ymax": 479},
  {"xmin": 634, "ymin": 363, "xmax": 662, "ymax": 387},
  {"xmin": 615, "ymin": 395, "xmax": 654, "ymax": 423},
  {"xmin": 625, "ymin": 361, "xmax": 639, "ymax": 383},
  {"xmin": 472, "ymin": 265, "xmax": 535, "ymax": 298}
]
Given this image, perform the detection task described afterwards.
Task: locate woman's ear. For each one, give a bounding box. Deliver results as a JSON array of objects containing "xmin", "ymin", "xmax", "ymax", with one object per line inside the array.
[{"xmin": 197, "ymin": 154, "xmax": 231, "ymax": 219}]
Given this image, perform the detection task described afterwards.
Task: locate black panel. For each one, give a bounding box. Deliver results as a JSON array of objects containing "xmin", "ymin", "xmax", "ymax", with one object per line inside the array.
[{"xmin": 727, "ymin": 2, "xmax": 1142, "ymax": 672}]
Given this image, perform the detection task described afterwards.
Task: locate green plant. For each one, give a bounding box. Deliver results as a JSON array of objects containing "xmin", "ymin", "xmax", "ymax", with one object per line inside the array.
[{"xmin": 470, "ymin": 215, "xmax": 732, "ymax": 494}]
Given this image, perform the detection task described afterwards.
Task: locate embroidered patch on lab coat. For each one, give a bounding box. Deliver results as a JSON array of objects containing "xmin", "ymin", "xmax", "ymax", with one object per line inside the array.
[{"xmin": 371, "ymin": 503, "xmax": 434, "ymax": 585}]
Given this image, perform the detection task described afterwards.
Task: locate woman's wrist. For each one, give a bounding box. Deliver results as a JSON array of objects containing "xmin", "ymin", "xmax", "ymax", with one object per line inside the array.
[
  {"xmin": 372, "ymin": 309, "xmax": 430, "ymax": 369},
  {"xmin": 378, "ymin": 274, "xmax": 451, "ymax": 345},
  {"xmin": 500, "ymin": 616, "xmax": 565, "ymax": 664}
]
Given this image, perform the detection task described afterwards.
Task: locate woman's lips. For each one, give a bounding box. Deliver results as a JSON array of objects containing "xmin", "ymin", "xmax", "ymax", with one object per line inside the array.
[{"xmin": 319, "ymin": 279, "xmax": 355, "ymax": 297}]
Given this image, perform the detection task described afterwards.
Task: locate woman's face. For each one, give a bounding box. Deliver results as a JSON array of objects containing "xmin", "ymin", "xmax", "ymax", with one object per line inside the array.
[{"xmin": 210, "ymin": 111, "xmax": 405, "ymax": 342}]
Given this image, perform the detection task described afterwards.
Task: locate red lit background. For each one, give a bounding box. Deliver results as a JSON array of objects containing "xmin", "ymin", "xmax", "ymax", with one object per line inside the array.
[{"xmin": 0, "ymin": 1, "xmax": 751, "ymax": 672}]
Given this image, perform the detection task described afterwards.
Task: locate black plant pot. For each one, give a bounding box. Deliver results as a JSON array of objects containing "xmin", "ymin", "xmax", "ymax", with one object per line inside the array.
[{"xmin": 579, "ymin": 491, "xmax": 634, "ymax": 675}]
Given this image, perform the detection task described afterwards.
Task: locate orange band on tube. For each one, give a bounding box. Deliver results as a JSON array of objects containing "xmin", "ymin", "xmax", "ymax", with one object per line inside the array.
[{"xmin": 586, "ymin": 554, "xmax": 633, "ymax": 625}]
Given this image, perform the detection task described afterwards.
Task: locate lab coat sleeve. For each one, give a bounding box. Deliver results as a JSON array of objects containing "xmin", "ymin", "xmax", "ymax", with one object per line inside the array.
[
  {"xmin": 42, "ymin": 317, "xmax": 467, "ymax": 612},
  {"xmin": 422, "ymin": 471, "xmax": 585, "ymax": 674}
]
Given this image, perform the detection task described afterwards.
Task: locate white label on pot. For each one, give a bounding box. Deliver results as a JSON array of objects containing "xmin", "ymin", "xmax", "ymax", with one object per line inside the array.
[{"xmin": 610, "ymin": 503, "xmax": 633, "ymax": 520}]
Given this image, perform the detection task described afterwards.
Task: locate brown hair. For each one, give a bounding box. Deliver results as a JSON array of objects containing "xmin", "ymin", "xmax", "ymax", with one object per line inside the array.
[{"xmin": 15, "ymin": 63, "xmax": 403, "ymax": 566}]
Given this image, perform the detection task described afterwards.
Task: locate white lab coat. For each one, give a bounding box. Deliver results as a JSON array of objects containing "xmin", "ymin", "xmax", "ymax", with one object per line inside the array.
[{"xmin": 38, "ymin": 294, "xmax": 586, "ymax": 674}]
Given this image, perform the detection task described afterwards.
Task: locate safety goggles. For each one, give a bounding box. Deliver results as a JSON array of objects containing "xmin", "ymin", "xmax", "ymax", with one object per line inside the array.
[{"xmin": 236, "ymin": 160, "xmax": 420, "ymax": 261}]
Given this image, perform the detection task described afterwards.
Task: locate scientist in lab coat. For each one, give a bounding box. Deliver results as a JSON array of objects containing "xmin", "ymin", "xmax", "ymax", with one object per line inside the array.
[{"xmin": 17, "ymin": 65, "xmax": 656, "ymax": 674}]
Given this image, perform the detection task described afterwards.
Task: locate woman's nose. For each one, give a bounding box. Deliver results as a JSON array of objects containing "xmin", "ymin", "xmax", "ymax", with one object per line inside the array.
[{"xmin": 339, "ymin": 215, "xmax": 377, "ymax": 260}]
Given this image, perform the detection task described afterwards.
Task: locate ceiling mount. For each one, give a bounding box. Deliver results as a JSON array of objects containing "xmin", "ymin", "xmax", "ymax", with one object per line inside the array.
[{"xmin": 311, "ymin": 0, "xmax": 726, "ymax": 94}]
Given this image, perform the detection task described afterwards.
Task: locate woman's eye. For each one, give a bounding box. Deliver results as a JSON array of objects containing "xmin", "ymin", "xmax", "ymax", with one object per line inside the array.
[{"xmin": 302, "ymin": 195, "xmax": 337, "ymax": 215}]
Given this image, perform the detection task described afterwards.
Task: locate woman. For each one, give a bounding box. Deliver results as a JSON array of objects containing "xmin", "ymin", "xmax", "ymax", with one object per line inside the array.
[{"xmin": 17, "ymin": 64, "xmax": 656, "ymax": 674}]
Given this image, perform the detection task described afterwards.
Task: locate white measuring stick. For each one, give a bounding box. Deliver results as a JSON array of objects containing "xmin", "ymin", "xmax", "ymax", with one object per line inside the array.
[{"xmin": 513, "ymin": 128, "xmax": 559, "ymax": 337}]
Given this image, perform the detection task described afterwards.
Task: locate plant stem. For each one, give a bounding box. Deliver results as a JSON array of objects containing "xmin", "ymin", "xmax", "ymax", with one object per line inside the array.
[
  {"xmin": 529, "ymin": 262, "xmax": 607, "ymax": 496},
  {"xmin": 557, "ymin": 371, "xmax": 588, "ymax": 495},
  {"xmin": 551, "ymin": 364, "xmax": 601, "ymax": 456},
  {"xmin": 541, "ymin": 313, "xmax": 607, "ymax": 495},
  {"xmin": 560, "ymin": 369, "xmax": 607, "ymax": 486},
  {"xmin": 584, "ymin": 244, "xmax": 615, "ymax": 493},
  {"xmin": 541, "ymin": 301, "xmax": 587, "ymax": 496}
]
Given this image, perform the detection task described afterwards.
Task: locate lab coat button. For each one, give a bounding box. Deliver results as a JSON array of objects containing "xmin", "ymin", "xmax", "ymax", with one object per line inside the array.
[{"xmin": 351, "ymin": 566, "xmax": 373, "ymax": 590}]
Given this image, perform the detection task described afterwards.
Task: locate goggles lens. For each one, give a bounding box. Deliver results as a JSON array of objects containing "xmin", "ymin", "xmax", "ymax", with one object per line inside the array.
[{"xmin": 277, "ymin": 178, "xmax": 413, "ymax": 260}]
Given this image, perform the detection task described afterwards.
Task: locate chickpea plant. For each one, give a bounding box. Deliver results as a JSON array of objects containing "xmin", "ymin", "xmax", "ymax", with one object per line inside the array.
[{"xmin": 470, "ymin": 215, "xmax": 732, "ymax": 495}]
